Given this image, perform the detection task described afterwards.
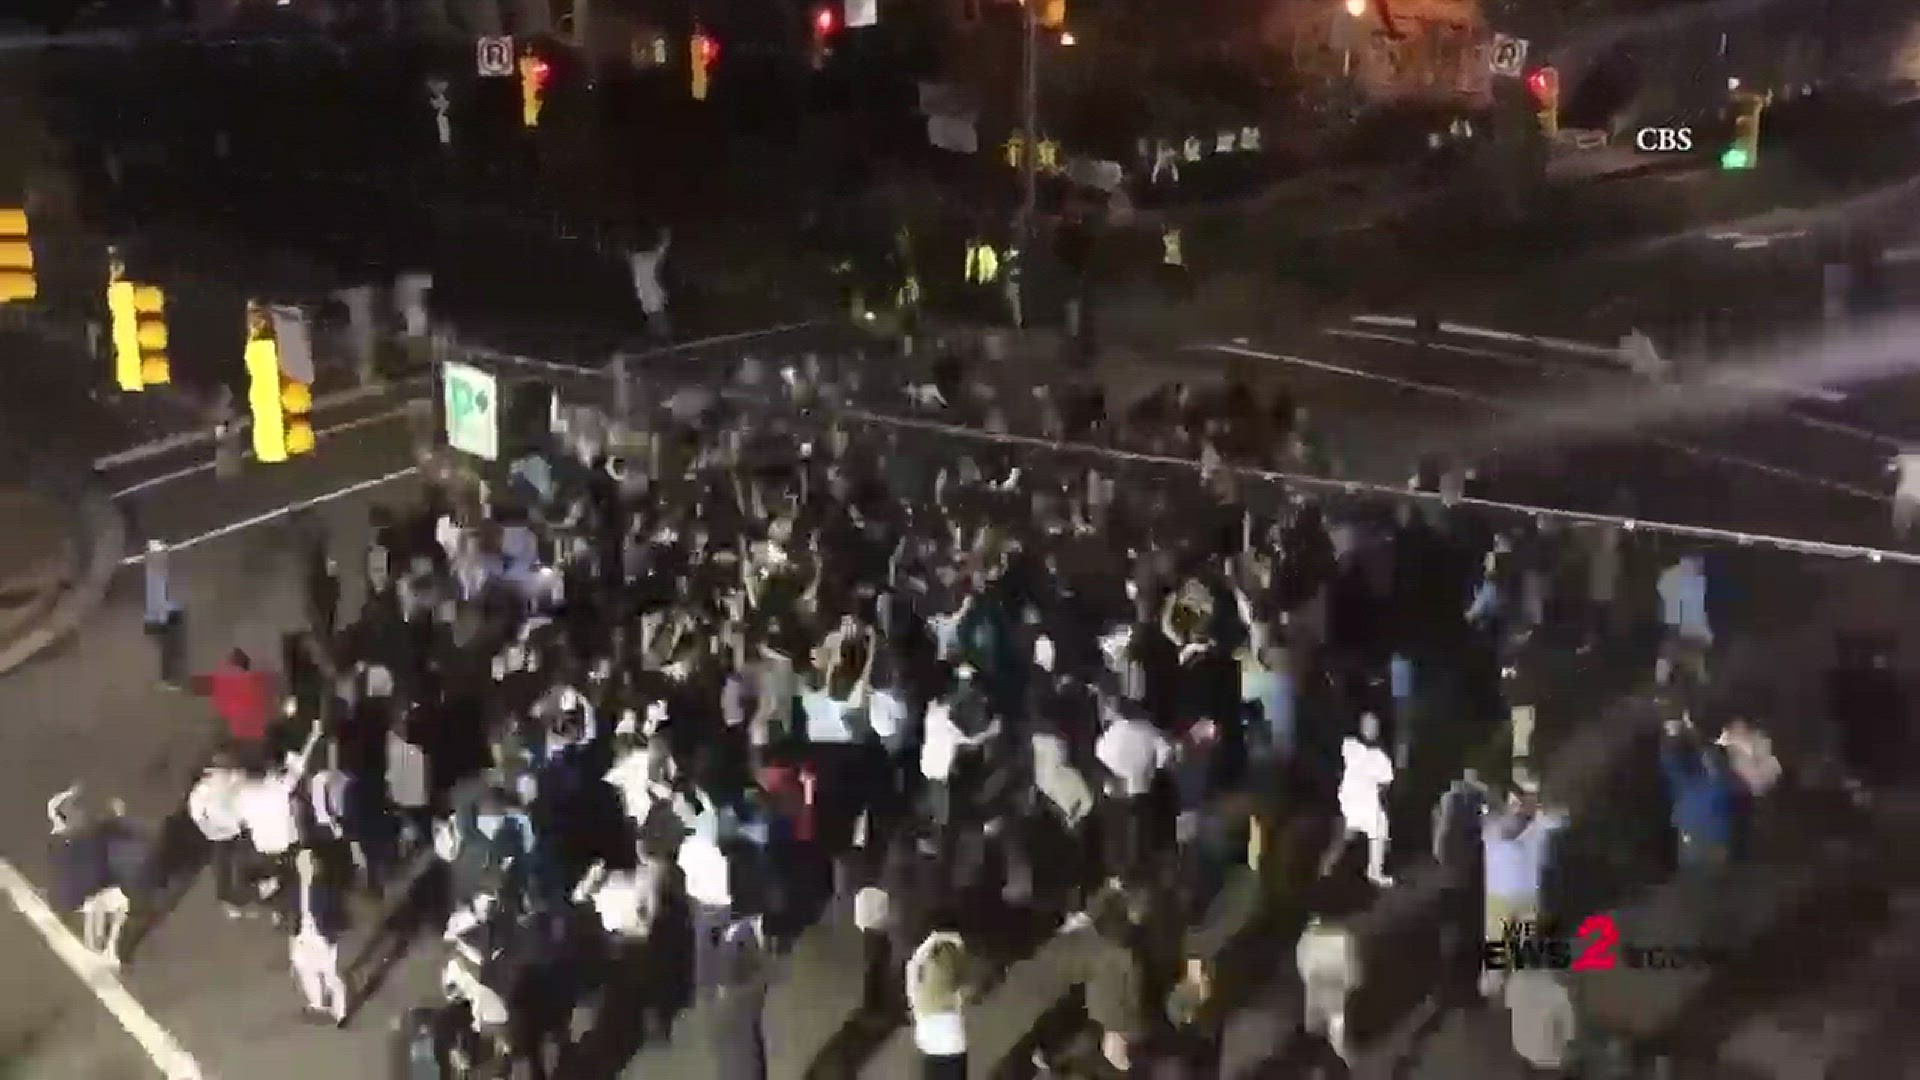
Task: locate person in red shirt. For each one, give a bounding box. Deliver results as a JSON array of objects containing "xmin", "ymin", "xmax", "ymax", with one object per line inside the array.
[{"xmin": 194, "ymin": 649, "xmax": 275, "ymax": 745}]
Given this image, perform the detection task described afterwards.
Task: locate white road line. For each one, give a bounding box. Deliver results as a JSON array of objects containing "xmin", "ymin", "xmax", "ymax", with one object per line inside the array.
[
  {"xmin": 1352, "ymin": 313, "xmax": 1850, "ymax": 405},
  {"xmin": 0, "ymin": 858, "xmax": 208, "ymax": 1080},
  {"xmin": 1328, "ymin": 327, "xmax": 1554, "ymax": 367},
  {"xmin": 1201, "ymin": 343, "xmax": 1886, "ymax": 503},
  {"xmin": 109, "ymin": 407, "xmax": 415, "ymax": 501},
  {"xmin": 626, "ymin": 322, "xmax": 816, "ymax": 357},
  {"xmin": 92, "ymin": 377, "xmax": 430, "ymax": 473},
  {"xmin": 1330, "ymin": 327, "xmax": 1900, "ymax": 450},
  {"xmin": 122, "ymin": 466, "xmax": 420, "ymax": 564},
  {"xmin": 473, "ymin": 321, "xmax": 820, "ymax": 378}
]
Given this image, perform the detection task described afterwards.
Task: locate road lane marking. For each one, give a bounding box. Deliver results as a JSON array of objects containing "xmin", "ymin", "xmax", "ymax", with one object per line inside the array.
[
  {"xmin": 0, "ymin": 858, "xmax": 208, "ymax": 1080},
  {"xmin": 1329, "ymin": 327, "xmax": 1555, "ymax": 367},
  {"xmin": 109, "ymin": 407, "xmax": 416, "ymax": 500},
  {"xmin": 834, "ymin": 399, "xmax": 1920, "ymax": 563},
  {"xmin": 1331, "ymin": 327, "xmax": 1899, "ymax": 450},
  {"xmin": 466, "ymin": 321, "xmax": 819, "ymax": 378},
  {"xmin": 122, "ymin": 466, "xmax": 420, "ymax": 564},
  {"xmin": 1351, "ymin": 314, "xmax": 1849, "ymax": 404},
  {"xmin": 1200, "ymin": 343, "xmax": 1886, "ymax": 503},
  {"xmin": 625, "ymin": 322, "xmax": 817, "ymax": 357},
  {"xmin": 92, "ymin": 377, "xmax": 431, "ymax": 473}
]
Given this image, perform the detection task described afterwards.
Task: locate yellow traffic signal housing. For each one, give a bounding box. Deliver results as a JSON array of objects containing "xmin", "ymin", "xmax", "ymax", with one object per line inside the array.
[
  {"xmin": 245, "ymin": 304, "xmax": 312, "ymax": 461},
  {"xmin": 107, "ymin": 267, "xmax": 170, "ymax": 391},
  {"xmin": 691, "ymin": 31, "xmax": 717, "ymax": 100},
  {"xmin": 0, "ymin": 207, "xmax": 35, "ymax": 303},
  {"xmin": 246, "ymin": 320, "xmax": 286, "ymax": 463},
  {"xmin": 282, "ymin": 377, "xmax": 314, "ymax": 456},
  {"xmin": 519, "ymin": 54, "xmax": 551, "ymax": 128}
]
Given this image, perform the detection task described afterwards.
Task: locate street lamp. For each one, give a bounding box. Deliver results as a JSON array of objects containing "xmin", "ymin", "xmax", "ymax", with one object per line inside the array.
[{"xmin": 1345, "ymin": 0, "xmax": 1366, "ymax": 16}]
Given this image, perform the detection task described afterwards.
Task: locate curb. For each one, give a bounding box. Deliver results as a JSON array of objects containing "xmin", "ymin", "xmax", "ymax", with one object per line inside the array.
[{"xmin": 0, "ymin": 471, "xmax": 128, "ymax": 677}]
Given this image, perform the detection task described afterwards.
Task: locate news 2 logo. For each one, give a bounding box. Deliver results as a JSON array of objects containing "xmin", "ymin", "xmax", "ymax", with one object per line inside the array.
[
  {"xmin": 1635, "ymin": 127, "xmax": 1695, "ymax": 152},
  {"xmin": 1481, "ymin": 913, "xmax": 1725, "ymax": 972}
]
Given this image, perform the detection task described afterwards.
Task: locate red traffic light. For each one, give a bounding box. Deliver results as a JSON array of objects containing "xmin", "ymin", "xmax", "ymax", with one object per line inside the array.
[
  {"xmin": 1525, "ymin": 66, "xmax": 1558, "ymax": 102},
  {"xmin": 695, "ymin": 32, "xmax": 719, "ymax": 66},
  {"xmin": 813, "ymin": 6, "xmax": 837, "ymax": 34},
  {"xmin": 529, "ymin": 58, "xmax": 552, "ymax": 85}
]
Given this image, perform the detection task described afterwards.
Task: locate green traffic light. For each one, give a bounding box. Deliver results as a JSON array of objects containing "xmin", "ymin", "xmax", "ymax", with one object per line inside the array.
[{"xmin": 1720, "ymin": 147, "xmax": 1752, "ymax": 170}]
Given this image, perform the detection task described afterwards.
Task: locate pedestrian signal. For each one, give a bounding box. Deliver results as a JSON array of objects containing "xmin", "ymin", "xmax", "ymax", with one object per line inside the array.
[
  {"xmin": 107, "ymin": 263, "xmax": 170, "ymax": 391},
  {"xmin": 0, "ymin": 207, "xmax": 34, "ymax": 303}
]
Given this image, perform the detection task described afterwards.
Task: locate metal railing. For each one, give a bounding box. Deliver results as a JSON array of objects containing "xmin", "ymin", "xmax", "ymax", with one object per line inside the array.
[{"xmin": 440, "ymin": 329, "xmax": 1920, "ymax": 566}]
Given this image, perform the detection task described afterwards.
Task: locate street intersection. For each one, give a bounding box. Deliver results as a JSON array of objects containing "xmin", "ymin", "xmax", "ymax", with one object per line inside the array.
[{"xmin": 2, "ymin": 304, "xmax": 1915, "ymax": 1077}]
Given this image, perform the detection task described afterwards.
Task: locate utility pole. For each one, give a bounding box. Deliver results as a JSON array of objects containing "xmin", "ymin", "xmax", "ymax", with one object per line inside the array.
[{"xmin": 1018, "ymin": 0, "xmax": 1039, "ymax": 245}]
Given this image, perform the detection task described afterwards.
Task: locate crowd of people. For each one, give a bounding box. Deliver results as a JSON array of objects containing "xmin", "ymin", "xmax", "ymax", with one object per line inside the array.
[{"xmin": 41, "ymin": 341, "xmax": 1899, "ymax": 1080}]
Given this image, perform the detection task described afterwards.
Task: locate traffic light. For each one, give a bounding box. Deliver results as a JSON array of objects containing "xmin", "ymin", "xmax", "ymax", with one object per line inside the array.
[
  {"xmin": 1038, "ymin": 0, "xmax": 1065, "ymax": 32},
  {"xmin": 691, "ymin": 30, "xmax": 718, "ymax": 100},
  {"xmin": 1723, "ymin": 90, "xmax": 1768, "ymax": 170},
  {"xmin": 810, "ymin": 5, "xmax": 836, "ymax": 68},
  {"xmin": 0, "ymin": 206, "xmax": 34, "ymax": 303},
  {"xmin": 1525, "ymin": 66, "xmax": 1559, "ymax": 138},
  {"xmin": 246, "ymin": 302, "xmax": 314, "ymax": 462},
  {"xmin": 106, "ymin": 260, "xmax": 169, "ymax": 391},
  {"xmin": 519, "ymin": 53, "xmax": 552, "ymax": 128}
]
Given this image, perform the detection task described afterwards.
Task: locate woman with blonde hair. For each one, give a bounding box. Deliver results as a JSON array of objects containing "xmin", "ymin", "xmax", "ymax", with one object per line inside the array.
[{"xmin": 905, "ymin": 916, "xmax": 973, "ymax": 1080}]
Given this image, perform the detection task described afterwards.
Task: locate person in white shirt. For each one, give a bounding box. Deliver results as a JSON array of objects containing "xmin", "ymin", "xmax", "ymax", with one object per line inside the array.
[
  {"xmin": 905, "ymin": 927, "xmax": 973, "ymax": 1080},
  {"xmin": 386, "ymin": 717, "xmax": 431, "ymax": 851},
  {"xmin": 1505, "ymin": 968, "xmax": 1576, "ymax": 1071},
  {"xmin": 574, "ymin": 842, "xmax": 670, "ymax": 943},
  {"xmin": 1295, "ymin": 915, "xmax": 1361, "ymax": 1064},
  {"xmin": 240, "ymin": 722, "xmax": 322, "ymax": 923},
  {"xmin": 1323, "ymin": 712, "xmax": 1395, "ymax": 887},
  {"xmin": 919, "ymin": 681, "xmax": 1000, "ymax": 829},
  {"xmin": 187, "ymin": 757, "xmax": 249, "ymax": 917},
  {"xmin": 1095, "ymin": 705, "xmax": 1175, "ymax": 875},
  {"xmin": 1892, "ymin": 450, "xmax": 1920, "ymax": 537},
  {"xmin": 604, "ymin": 708, "xmax": 675, "ymax": 829},
  {"xmin": 288, "ymin": 848, "xmax": 349, "ymax": 1025},
  {"xmin": 678, "ymin": 834, "xmax": 733, "ymax": 995}
]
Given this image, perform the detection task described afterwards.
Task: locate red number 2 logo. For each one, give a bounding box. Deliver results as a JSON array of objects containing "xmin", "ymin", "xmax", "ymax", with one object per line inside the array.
[{"xmin": 1572, "ymin": 913, "xmax": 1619, "ymax": 971}]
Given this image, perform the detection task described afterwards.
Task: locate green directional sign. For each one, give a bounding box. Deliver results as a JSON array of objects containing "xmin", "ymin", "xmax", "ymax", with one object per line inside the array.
[{"xmin": 443, "ymin": 361, "xmax": 499, "ymax": 461}]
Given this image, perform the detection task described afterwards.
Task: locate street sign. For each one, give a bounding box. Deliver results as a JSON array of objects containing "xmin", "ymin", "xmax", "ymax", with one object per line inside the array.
[
  {"xmin": 443, "ymin": 361, "xmax": 500, "ymax": 461},
  {"xmin": 1489, "ymin": 33, "xmax": 1528, "ymax": 77},
  {"xmin": 476, "ymin": 36, "xmax": 515, "ymax": 77}
]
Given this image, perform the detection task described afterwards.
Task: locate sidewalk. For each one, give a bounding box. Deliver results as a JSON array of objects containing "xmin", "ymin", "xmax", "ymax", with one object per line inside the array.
[
  {"xmin": 0, "ymin": 475, "xmax": 126, "ymax": 679},
  {"xmin": 0, "ymin": 487, "xmax": 77, "ymax": 647}
]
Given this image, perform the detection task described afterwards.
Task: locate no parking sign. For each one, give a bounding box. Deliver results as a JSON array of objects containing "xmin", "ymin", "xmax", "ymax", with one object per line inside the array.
[{"xmin": 476, "ymin": 36, "xmax": 515, "ymax": 77}]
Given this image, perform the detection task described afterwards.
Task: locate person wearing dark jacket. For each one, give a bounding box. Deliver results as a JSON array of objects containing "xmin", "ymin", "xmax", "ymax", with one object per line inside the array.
[
  {"xmin": 1660, "ymin": 717, "xmax": 1741, "ymax": 869},
  {"xmin": 48, "ymin": 785, "xmax": 140, "ymax": 966}
]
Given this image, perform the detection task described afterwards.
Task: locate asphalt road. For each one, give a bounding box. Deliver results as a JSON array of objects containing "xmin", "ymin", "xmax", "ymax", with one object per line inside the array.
[
  {"xmin": 1194, "ymin": 321, "xmax": 1906, "ymax": 553},
  {"xmin": 3, "ymin": 303, "xmax": 1918, "ymax": 1079}
]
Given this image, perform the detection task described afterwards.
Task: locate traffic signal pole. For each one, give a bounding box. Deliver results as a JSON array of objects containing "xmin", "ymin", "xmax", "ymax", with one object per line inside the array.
[{"xmin": 1019, "ymin": 0, "xmax": 1039, "ymax": 245}]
